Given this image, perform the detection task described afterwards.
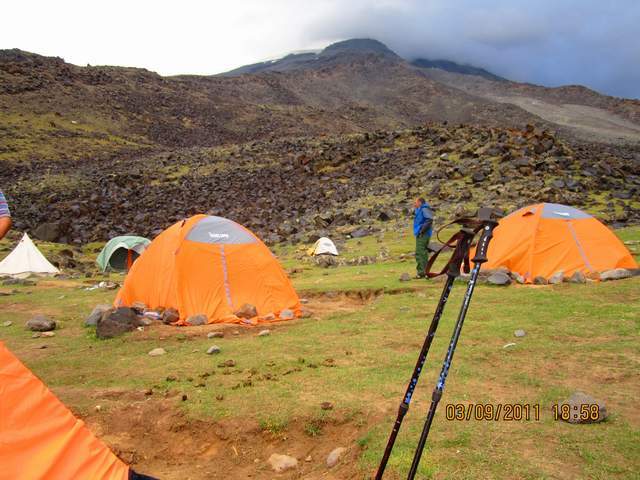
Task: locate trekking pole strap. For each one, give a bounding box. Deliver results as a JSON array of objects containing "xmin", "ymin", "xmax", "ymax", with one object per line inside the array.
[{"xmin": 425, "ymin": 208, "xmax": 503, "ymax": 278}]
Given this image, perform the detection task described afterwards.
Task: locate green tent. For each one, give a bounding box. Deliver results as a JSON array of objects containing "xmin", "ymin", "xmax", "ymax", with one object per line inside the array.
[{"xmin": 96, "ymin": 236, "xmax": 150, "ymax": 272}]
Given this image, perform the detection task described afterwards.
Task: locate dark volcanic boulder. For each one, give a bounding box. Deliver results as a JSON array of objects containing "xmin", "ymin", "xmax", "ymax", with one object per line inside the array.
[
  {"xmin": 26, "ymin": 315, "xmax": 56, "ymax": 332},
  {"xmin": 186, "ymin": 314, "xmax": 207, "ymax": 326},
  {"xmin": 235, "ymin": 303, "xmax": 258, "ymax": 319},
  {"xmin": 162, "ymin": 307, "xmax": 180, "ymax": 325},
  {"xmin": 85, "ymin": 304, "xmax": 111, "ymax": 326},
  {"xmin": 557, "ymin": 391, "xmax": 607, "ymax": 424},
  {"xmin": 96, "ymin": 307, "xmax": 140, "ymax": 339},
  {"xmin": 349, "ymin": 228, "xmax": 371, "ymax": 238},
  {"xmin": 487, "ymin": 271, "xmax": 511, "ymax": 286},
  {"xmin": 32, "ymin": 222, "xmax": 64, "ymax": 242}
]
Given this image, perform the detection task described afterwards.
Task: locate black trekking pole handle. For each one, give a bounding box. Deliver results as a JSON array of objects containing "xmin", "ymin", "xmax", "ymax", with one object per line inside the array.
[
  {"xmin": 375, "ymin": 229, "xmax": 476, "ymax": 479},
  {"xmin": 406, "ymin": 218, "xmax": 499, "ymax": 480}
]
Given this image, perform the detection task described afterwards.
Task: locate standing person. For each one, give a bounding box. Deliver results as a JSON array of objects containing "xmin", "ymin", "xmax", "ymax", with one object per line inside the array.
[
  {"xmin": 0, "ymin": 189, "xmax": 11, "ymax": 240},
  {"xmin": 413, "ymin": 197, "xmax": 434, "ymax": 278}
]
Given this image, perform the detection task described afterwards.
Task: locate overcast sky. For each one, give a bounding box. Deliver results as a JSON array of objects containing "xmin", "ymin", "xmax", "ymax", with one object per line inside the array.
[{"xmin": 2, "ymin": 0, "xmax": 638, "ymax": 98}]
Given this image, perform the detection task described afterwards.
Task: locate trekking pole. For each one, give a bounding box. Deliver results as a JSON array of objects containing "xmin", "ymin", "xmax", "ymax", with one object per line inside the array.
[
  {"xmin": 406, "ymin": 209, "xmax": 499, "ymax": 480},
  {"xmin": 375, "ymin": 227, "xmax": 476, "ymax": 479}
]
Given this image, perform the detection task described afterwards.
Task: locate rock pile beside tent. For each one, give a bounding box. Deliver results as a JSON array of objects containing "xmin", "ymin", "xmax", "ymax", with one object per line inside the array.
[{"xmin": 476, "ymin": 267, "xmax": 639, "ymax": 286}]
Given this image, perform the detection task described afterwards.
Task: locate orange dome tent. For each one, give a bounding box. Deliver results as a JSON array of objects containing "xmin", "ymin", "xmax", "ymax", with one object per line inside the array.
[
  {"xmin": 0, "ymin": 341, "xmax": 132, "ymax": 480},
  {"xmin": 479, "ymin": 203, "xmax": 637, "ymax": 282},
  {"xmin": 115, "ymin": 215, "xmax": 301, "ymax": 324}
]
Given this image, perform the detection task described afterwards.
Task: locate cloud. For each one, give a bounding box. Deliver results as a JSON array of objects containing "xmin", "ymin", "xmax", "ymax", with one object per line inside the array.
[
  {"xmin": 302, "ymin": 0, "xmax": 640, "ymax": 98},
  {"xmin": 0, "ymin": 0, "xmax": 638, "ymax": 98}
]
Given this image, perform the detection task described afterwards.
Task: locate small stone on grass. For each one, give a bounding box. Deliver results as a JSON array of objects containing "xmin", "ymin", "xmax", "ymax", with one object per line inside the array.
[{"xmin": 148, "ymin": 348, "xmax": 167, "ymax": 356}]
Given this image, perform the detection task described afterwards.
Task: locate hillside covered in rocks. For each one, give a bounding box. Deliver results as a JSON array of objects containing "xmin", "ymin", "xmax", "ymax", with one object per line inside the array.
[
  {"xmin": 1, "ymin": 39, "xmax": 639, "ymax": 246},
  {"xmin": 3, "ymin": 123, "xmax": 638, "ymax": 245}
]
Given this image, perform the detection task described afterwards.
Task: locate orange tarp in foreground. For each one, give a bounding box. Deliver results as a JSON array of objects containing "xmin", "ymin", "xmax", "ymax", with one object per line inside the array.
[
  {"xmin": 479, "ymin": 203, "xmax": 637, "ymax": 282},
  {"xmin": 116, "ymin": 215, "xmax": 301, "ymax": 324},
  {"xmin": 0, "ymin": 341, "xmax": 129, "ymax": 480}
]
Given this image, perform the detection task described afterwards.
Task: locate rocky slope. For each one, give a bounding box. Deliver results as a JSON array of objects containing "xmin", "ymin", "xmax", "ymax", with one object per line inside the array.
[
  {"xmin": 3, "ymin": 123, "xmax": 638, "ymax": 245},
  {"xmin": 0, "ymin": 40, "xmax": 549, "ymax": 166},
  {"xmin": 1, "ymin": 39, "xmax": 639, "ymax": 246}
]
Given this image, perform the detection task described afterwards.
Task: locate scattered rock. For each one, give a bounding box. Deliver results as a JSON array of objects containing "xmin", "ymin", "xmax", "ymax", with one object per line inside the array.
[
  {"xmin": 471, "ymin": 171, "xmax": 485, "ymax": 183},
  {"xmin": 32, "ymin": 222, "xmax": 63, "ymax": 242},
  {"xmin": 26, "ymin": 315, "xmax": 56, "ymax": 332},
  {"xmin": 235, "ymin": 303, "xmax": 258, "ymax": 319},
  {"xmin": 207, "ymin": 331, "xmax": 224, "ymax": 339},
  {"xmin": 509, "ymin": 272, "xmax": 526, "ymax": 284},
  {"xmin": 399, "ymin": 272, "xmax": 411, "ymax": 282},
  {"xmin": 148, "ymin": 348, "xmax": 167, "ymax": 357},
  {"xmin": 487, "ymin": 271, "xmax": 511, "ymax": 286},
  {"xmin": 326, "ymin": 447, "xmax": 347, "ymax": 468},
  {"xmin": 321, "ymin": 402, "xmax": 334, "ymax": 410},
  {"xmin": 514, "ymin": 329, "xmax": 526, "ymax": 338},
  {"xmin": 548, "ymin": 271, "xmax": 564, "ymax": 284},
  {"xmin": 138, "ymin": 317, "xmax": 153, "ymax": 326},
  {"xmin": 186, "ymin": 314, "xmax": 207, "ymax": 326},
  {"xmin": 268, "ymin": 453, "xmax": 298, "ymax": 473},
  {"xmin": 533, "ymin": 276, "xmax": 548, "ymax": 285},
  {"xmin": 41, "ymin": 331, "xmax": 55, "ymax": 337},
  {"xmin": 130, "ymin": 301, "xmax": 147, "ymax": 314},
  {"xmin": 600, "ymin": 268, "xmax": 633, "ymax": 281},
  {"xmin": 2, "ymin": 278, "xmax": 35, "ymax": 286},
  {"xmin": 206, "ymin": 345, "xmax": 221, "ymax": 355},
  {"xmin": 258, "ymin": 329, "xmax": 271, "ymax": 337},
  {"xmin": 568, "ymin": 271, "xmax": 587, "ymax": 284},
  {"xmin": 2, "ymin": 321, "xmax": 12, "ymax": 327},
  {"xmin": 85, "ymin": 304, "xmax": 110, "ymax": 326},
  {"xmin": 557, "ymin": 391, "xmax": 607, "ymax": 424},
  {"xmin": 279, "ymin": 309, "xmax": 295, "ymax": 320},
  {"xmin": 97, "ymin": 307, "xmax": 139, "ymax": 339},
  {"xmin": 162, "ymin": 307, "xmax": 180, "ymax": 325},
  {"xmin": 218, "ymin": 359, "xmax": 236, "ymax": 368},
  {"xmin": 300, "ymin": 298, "xmax": 310, "ymax": 304},
  {"xmin": 32, "ymin": 332, "xmax": 41, "ymax": 338},
  {"xmin": 349, "ymin": 228, "xmax": 370, "ymax": 238}
]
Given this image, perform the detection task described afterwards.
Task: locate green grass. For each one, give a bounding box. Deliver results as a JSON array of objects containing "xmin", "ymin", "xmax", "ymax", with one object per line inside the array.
[{"xmin": 0, "ymin": 226, "xmax": 638, "ymax": 478}]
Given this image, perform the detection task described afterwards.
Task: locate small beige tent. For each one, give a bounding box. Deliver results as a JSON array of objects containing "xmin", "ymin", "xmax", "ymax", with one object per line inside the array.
[
  {"xmin": 0, "ymin": 233, "xmax": 60, "ymax": 276},
  {"xmin": 308, "ymin": 237, "xmax": 339, "ymax": 256}
]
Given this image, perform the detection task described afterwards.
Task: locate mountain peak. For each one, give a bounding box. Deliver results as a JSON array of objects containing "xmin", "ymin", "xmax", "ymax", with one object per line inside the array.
[{"xmin": 320, "ymin": 38, "xmax": 399, "ymax": 58}]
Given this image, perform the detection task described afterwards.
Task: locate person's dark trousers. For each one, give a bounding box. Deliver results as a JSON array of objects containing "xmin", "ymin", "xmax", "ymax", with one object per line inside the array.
[{"xmin": 415, "ymin": 233, "xmax": 431, "ymax": 277}]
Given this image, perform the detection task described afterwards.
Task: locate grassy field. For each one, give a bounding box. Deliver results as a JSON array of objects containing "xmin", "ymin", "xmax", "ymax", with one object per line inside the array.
[{"xmin": 0, "ymin": 225, "xmax": 639, "ymax": 479}]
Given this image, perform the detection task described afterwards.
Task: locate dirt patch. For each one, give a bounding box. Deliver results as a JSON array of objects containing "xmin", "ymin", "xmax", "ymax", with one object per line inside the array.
[
  {"xmin": 81, "ymin": 392, "xmax": 372, "ymax": 479},
  {"xmin": 131, "ymin": 291, "xmax": 379, "ymax": 341}
]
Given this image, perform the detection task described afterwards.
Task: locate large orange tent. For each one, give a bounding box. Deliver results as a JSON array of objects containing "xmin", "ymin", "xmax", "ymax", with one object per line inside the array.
[
  {"xmin": 479, "ymin": 203, "xmax": 637, "ymax": 282},
  {"xmin": 115, "ymin": 215, "xmax": 301, "ymax": 324},
  {"xmin": 0, "ymin": 341, "xmax": 134, "ymax": 480}
]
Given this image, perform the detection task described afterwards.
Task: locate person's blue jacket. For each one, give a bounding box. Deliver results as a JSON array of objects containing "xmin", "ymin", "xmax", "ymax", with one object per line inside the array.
[{"xmin": 413, "ymin": 202, "xmax": 434, "ymax": 237}]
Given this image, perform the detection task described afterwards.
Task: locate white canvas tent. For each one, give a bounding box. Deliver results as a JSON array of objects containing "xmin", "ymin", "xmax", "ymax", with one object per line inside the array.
[
  {"xmin": 308, "ymin": 237, "xmax": 339, "ymax": 256},
  {"xmin": 0, "ymin": 233, "xmax": 60, "ymax": 276}
]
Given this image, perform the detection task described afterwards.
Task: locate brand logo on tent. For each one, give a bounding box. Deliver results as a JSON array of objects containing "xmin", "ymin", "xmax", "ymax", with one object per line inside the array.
[{"xmin": 208, "ymin": 232, "xmax": 230, "ymax": 239}]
